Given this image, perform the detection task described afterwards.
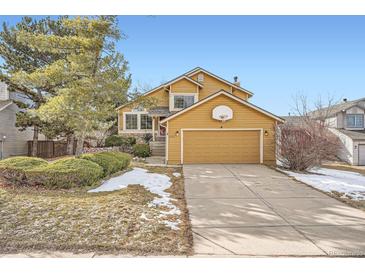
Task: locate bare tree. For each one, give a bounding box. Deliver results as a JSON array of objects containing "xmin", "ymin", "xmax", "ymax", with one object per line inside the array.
[{"xmin": 276, "ymin": 94, "xmax": 340, "ymax": 171}]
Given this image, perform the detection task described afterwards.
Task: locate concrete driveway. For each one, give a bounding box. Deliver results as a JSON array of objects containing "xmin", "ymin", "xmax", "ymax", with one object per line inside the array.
[{"xmin": 184, "ymin": 164, "xmax": 365, "ymax": 256}]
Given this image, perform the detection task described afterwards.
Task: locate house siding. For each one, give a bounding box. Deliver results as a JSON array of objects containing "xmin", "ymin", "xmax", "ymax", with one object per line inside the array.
[
  {"xmin": 167, "ymin": 94, "xmax": 277, "ymax": 165},
  {"xmin": 0, "ymin": 103, "xmax": 43, "ymax": 158}
]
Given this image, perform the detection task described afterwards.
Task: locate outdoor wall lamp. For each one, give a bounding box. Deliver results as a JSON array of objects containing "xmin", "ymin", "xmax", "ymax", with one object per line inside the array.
[
  {"xmin": 175, "ymin": 130, "xmax": 179, "ymax": 136},
  {"xmin": 264, "ymin": 130, "xmax": 269, "ymax": 136}
]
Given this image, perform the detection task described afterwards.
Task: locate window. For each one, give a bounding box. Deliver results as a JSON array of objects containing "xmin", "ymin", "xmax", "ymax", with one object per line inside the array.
[
  {"xmin": 174, "ymin": 95, "xmax": 195, "ymax": 109},
  {"xmin": 346, "ymin": 114, "xmax": 364, "ymax": 128},
  {"xmin": 140, "ymin": 114, "xmax": 152, "ymax": 129},
  {"xmin": 125, "ymin": 114, "xmax": 138, "ymax": 129}
]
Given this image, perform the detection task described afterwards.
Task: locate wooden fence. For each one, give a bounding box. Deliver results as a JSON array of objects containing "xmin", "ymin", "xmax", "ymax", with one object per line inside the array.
[{"xmin": 27, "ymin": 140, "xmax": 75, "ymax": 158}]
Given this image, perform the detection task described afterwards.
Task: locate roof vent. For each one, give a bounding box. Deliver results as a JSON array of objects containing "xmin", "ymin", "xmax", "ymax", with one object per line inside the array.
[{"xmin": 233, "ymin": 76, "xmax": 240, "ymax": 87}]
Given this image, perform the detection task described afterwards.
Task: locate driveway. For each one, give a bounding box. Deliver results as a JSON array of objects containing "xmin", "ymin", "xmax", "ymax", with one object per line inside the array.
[{"xmin": 184, "ymin": 164, "xmax": 365, "ymax": 256}]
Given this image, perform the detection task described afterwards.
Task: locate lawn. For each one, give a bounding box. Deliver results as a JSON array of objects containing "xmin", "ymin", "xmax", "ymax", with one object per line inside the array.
[
  {"xmin": 281, "ymin": 167, "xmax": 365, "ymax": 211},
  {"xmin": 0, "ymin": 164, "xmax": 192, "ymax": 256}
]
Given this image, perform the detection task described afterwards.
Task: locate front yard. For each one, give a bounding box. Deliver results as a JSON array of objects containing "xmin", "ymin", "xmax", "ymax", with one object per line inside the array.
[
  {"xmin": 282, "ymin": 167, "xmax": 365, "ymax": 211},
  {"xmin": 0, "ymin": 164, "xmax": 192, "ymax": 256}
]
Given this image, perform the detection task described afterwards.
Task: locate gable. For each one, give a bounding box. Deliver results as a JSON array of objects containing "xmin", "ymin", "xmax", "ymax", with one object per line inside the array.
[{"xmin": 161, "ymin": 90, "xmax": 284, "ymax": 124}]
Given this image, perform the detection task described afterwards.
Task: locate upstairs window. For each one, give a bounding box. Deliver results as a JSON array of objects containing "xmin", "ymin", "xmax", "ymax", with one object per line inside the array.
[
  {"xmin": 140, "ymin": 114, "xmax": 152, "ymax": 129},
  {"xmin": 125, "ymin": 114, "xmax": 138, "ymax": 129},
  {"xmin": 174, "ymin": 95, "xmax": 195, "ymax": 109},
  {"xmin": 346, "ymin": 114, "xmax": 364, "ymax": 128}
]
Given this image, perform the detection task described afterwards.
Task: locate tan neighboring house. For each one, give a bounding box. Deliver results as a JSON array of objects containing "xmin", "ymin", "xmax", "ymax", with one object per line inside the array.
[
  {"xmin": 310, "ymin": 98, "xmax": 365, "ymax": 166},
  {"xmin": 117, "ymin": 67, "xmax": 284, "ymax": 165}
]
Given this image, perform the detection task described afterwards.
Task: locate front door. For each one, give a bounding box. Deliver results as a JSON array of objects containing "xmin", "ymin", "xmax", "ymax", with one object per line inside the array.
[{"xmin": 158, "ymin": 117, "xmax": 166, "ymax": 136}]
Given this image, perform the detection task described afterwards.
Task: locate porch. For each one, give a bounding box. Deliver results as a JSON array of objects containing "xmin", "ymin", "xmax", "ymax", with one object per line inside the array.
[{"xmin": 148, "ymin": 107, "xmax": 169, "ymax": 156}]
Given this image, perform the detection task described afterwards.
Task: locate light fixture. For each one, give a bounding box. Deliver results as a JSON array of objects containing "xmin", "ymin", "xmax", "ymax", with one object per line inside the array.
[
  {"xmin": 264, "ymin": 130, "xmax": 269, "ymax": 136},
  {"xmin": 175, "ymin": 130, "xmax": 179, "ymax": 137}
]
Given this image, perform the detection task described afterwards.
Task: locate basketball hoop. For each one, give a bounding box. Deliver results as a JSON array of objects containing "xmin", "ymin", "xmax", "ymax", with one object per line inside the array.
[{"xmin": 212, "ymin": 105, "xmax": 233, "ymax": 122}]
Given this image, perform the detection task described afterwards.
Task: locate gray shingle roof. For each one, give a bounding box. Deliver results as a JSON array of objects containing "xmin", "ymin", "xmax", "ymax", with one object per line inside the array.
[
  {"xmin": 310, "ymin": 98, "xmax": 365, "ymax": 119},
  {"xmin": 338, "ymin": 129, "xmax": 365, "ymax": 140},
  {"xmin": 148, "ymin": 106, "xmax": 171, "ymax": 117}
]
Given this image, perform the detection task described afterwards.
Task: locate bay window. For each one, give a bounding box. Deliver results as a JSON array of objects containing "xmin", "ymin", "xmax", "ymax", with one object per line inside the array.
[{"xmin": 346, "ymin": 114, "xmax": 364, "ymax": 128}]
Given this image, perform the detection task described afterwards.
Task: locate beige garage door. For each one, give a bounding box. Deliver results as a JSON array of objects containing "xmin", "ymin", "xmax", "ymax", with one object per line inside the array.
[{"xmin": 183, "ymin": 130, "xmax": 261, "ymax": 164}]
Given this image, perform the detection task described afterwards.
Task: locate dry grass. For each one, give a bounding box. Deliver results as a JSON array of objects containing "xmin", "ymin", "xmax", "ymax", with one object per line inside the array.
[{"xmin": 0, "ymin": 164, "xmax": 192, "ymax": 256}]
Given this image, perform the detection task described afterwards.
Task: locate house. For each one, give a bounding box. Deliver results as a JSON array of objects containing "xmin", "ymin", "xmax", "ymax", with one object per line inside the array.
[
  {"xmin": 0, "ymin": 82, "xmax": 42, "ymax": 159},
  {"xmin": 310, "ymin": 98, "xmax": 365, "ymax": 166},
  {"xmin": 117, "ymin": 67, "xmax": 284, "ymax": 165}
]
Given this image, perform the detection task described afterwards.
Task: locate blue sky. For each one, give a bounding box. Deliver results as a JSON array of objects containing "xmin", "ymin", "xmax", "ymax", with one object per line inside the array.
[{"xmin": 1, "ymin": 16, "xmax": 364, "ymax": 115}]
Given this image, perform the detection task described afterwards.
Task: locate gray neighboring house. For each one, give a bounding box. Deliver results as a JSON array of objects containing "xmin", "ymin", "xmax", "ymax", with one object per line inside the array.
[
  {"xmin": 310, "ymin": 98, "xmax": 365, "ymax": 166},
  {"xmin": 0, "ymin": 82, "xmax": 44, "ymax": 159}
]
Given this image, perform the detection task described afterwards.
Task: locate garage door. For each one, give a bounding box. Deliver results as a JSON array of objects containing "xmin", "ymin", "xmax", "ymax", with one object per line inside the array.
[
  {"xmin": 183, "ymin": 130, "xmax": 261, "ymax": 164},
  {"xmin": 360, "ymin": 145, "xmax": 365, "ymax": 166}
]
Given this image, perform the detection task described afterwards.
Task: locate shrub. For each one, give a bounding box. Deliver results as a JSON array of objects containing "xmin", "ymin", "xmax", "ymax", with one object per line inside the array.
[
  {"xmin": 0, "ymin": 156, "xmax": 48, "ymax": 183},
  {"xmin": 102, "ymin": 151, "xmax": 131, "ymax": 169},
  {"xmin": 79, "ymin": 152, "xmax": 124, "ymax": 176},
  {"xmin": 26, "ymin": 158, "xmax": 103, "ymax": 188},
  {"xmin": 132, "ymin": 144, "xmax": 151, "ymax": 158},
  {"xmin": 104, "ymin": 135, "xmax": 124, "ymax": 147},
  {"xmin": 126, "ymin": 137, "xmax": 136, "ymax": 146},
  {"xmin": 143, "ymin": 133, "xmax": 153, "ymax": 143}
]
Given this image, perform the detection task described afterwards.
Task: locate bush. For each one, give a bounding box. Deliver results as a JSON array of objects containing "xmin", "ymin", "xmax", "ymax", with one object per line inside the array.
[
  {"xmin": 0, "ymin": 156, "xmax": 48, "ymax": 183},
  {"xmin": 79, "ymin": 152, "xmax": 125, "ymax": 176},
  {"xmin": 132, "ymin": 144, "xmax": 151, "ymax": 158},
  {"xmin": 126, "ymin": 137, "xmax": 136, "ymax": 146},
  {"xmin": 26, "ymin": 158, "xmax": 103, "ymax": 188},
  {"xmin": 102, "ymin": 151, "xmax": 131, "ymax": 169},
  {"xmin": 104, "ymin": 135, "xmax": 124, "ymax": 147},
  {"xmin": 143, "ymin": 133, "xmax": 153, "ymax": 143}
]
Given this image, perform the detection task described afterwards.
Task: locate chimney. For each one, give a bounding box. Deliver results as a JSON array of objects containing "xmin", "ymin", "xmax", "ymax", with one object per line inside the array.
[
  {"xmin": 233, "ymin": 76, "xmax": 240, "ymax": 87},
  {"xmin": 343, "ymin": 98, "xmax": 348, "ymax": 102}
]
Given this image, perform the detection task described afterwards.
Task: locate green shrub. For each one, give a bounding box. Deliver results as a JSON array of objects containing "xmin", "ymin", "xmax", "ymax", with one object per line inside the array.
[
  {"xmin": 105, "ymin": 135, "xmax": 124, "ymax": 147},
  {"xmin": 79, "ymin": 152, "xmax": 124, "ymax": 176},
  {"xmin": 132, "ymin": 144, "xmax": 151, "ymax": 158},
  {"xmin": 26, "ymin": 158, "xmax": 103, "ymax": 188},
  {"xmin": 0, "ymin": 156, "xmax": 48, "ymax": 183},
  {"xmin": 126, "ymin": 137, "xmax": 136, "ymax": 146},
  {"xmin": 102, "ymin": 151, "xmax": 131, "ymax": 169}
]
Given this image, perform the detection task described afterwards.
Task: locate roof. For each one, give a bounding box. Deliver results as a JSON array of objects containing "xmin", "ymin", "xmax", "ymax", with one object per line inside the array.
[
  {"xmin": 160, "ymin": 89, "xmax": 284, "ymax": 124},
  {"xmin": 147, "ymin": 106, "xmax": 171, "ymax": 117},
  {"xmin": 310, "ymin": 98, "xmax": 365, "ymax": 119},
  {"xmin": 186, "ymin": 67, "xmax": 254, "ymax": 97},
  {"xmin": 338, "ymin": 129, "xmax": 365, "ymax": 140},
  {"xmin": 0, "ymin": 100, "xmax": 13, "ymax": 112},
  {"xmin": 116, "ymin": 67, "xmax": 254, "ymax": 110},
  {"xmin": 281, "ymin": 116, "xmax": 309, "ymax": 126}
]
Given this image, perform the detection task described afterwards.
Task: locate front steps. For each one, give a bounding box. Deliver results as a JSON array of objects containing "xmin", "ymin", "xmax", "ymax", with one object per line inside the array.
[{"xmin": 150, "ymin": 141, "xmax": 165, "ymax": 156}]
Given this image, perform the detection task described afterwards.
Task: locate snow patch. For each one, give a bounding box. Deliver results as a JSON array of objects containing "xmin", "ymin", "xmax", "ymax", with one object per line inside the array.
[
  {"xmin": 281, "ymin": 167, "xmax": 365, "ymax": 200},
  {"xmin": 172, "ymin": 172, "xmax": 181, "ymax": 177},
  {"xmin": 89, "ymin": 167, "xmax": 181, "ymax": 229}
]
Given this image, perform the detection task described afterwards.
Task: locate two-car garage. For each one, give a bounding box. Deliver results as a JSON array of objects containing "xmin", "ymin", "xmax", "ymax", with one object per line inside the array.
[
  {"xmin": 182, "ymin": 129, "xmax": 262, "ymax": 164},
  {"xmin": 161, "ymin": 91, "xmax": 283, "ymax": 165}
]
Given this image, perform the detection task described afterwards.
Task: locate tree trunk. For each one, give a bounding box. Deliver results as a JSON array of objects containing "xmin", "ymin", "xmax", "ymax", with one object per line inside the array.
[
  {"xmin": 31, "ymin": 125, "xmax": 39, "ymax": 157},
  {"xmin": 75, "ymin": 134, "xmax": 85, "ymax": 156},
  {"xmin": 66, "ymin": 134, "xmax": 75, "ymax": 155}
]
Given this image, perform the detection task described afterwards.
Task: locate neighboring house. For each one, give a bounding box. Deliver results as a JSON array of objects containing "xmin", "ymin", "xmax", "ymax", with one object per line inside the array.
[
  {"xmin": 0, "ymin": 82, "xmax": 43, "ymax": 159},
  {"xmin": 310, "ymin": 98, "xmax": 365, "ymax": 166},
  {"xmin": 117, "ymin": 67, "xmax": 284, "ymax": 165}
]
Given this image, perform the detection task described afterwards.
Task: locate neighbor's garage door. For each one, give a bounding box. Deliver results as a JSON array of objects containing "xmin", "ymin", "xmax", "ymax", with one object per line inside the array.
[{"xmin": 183, "ymin": 130, "xmax": 261, "ymax": 164}]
